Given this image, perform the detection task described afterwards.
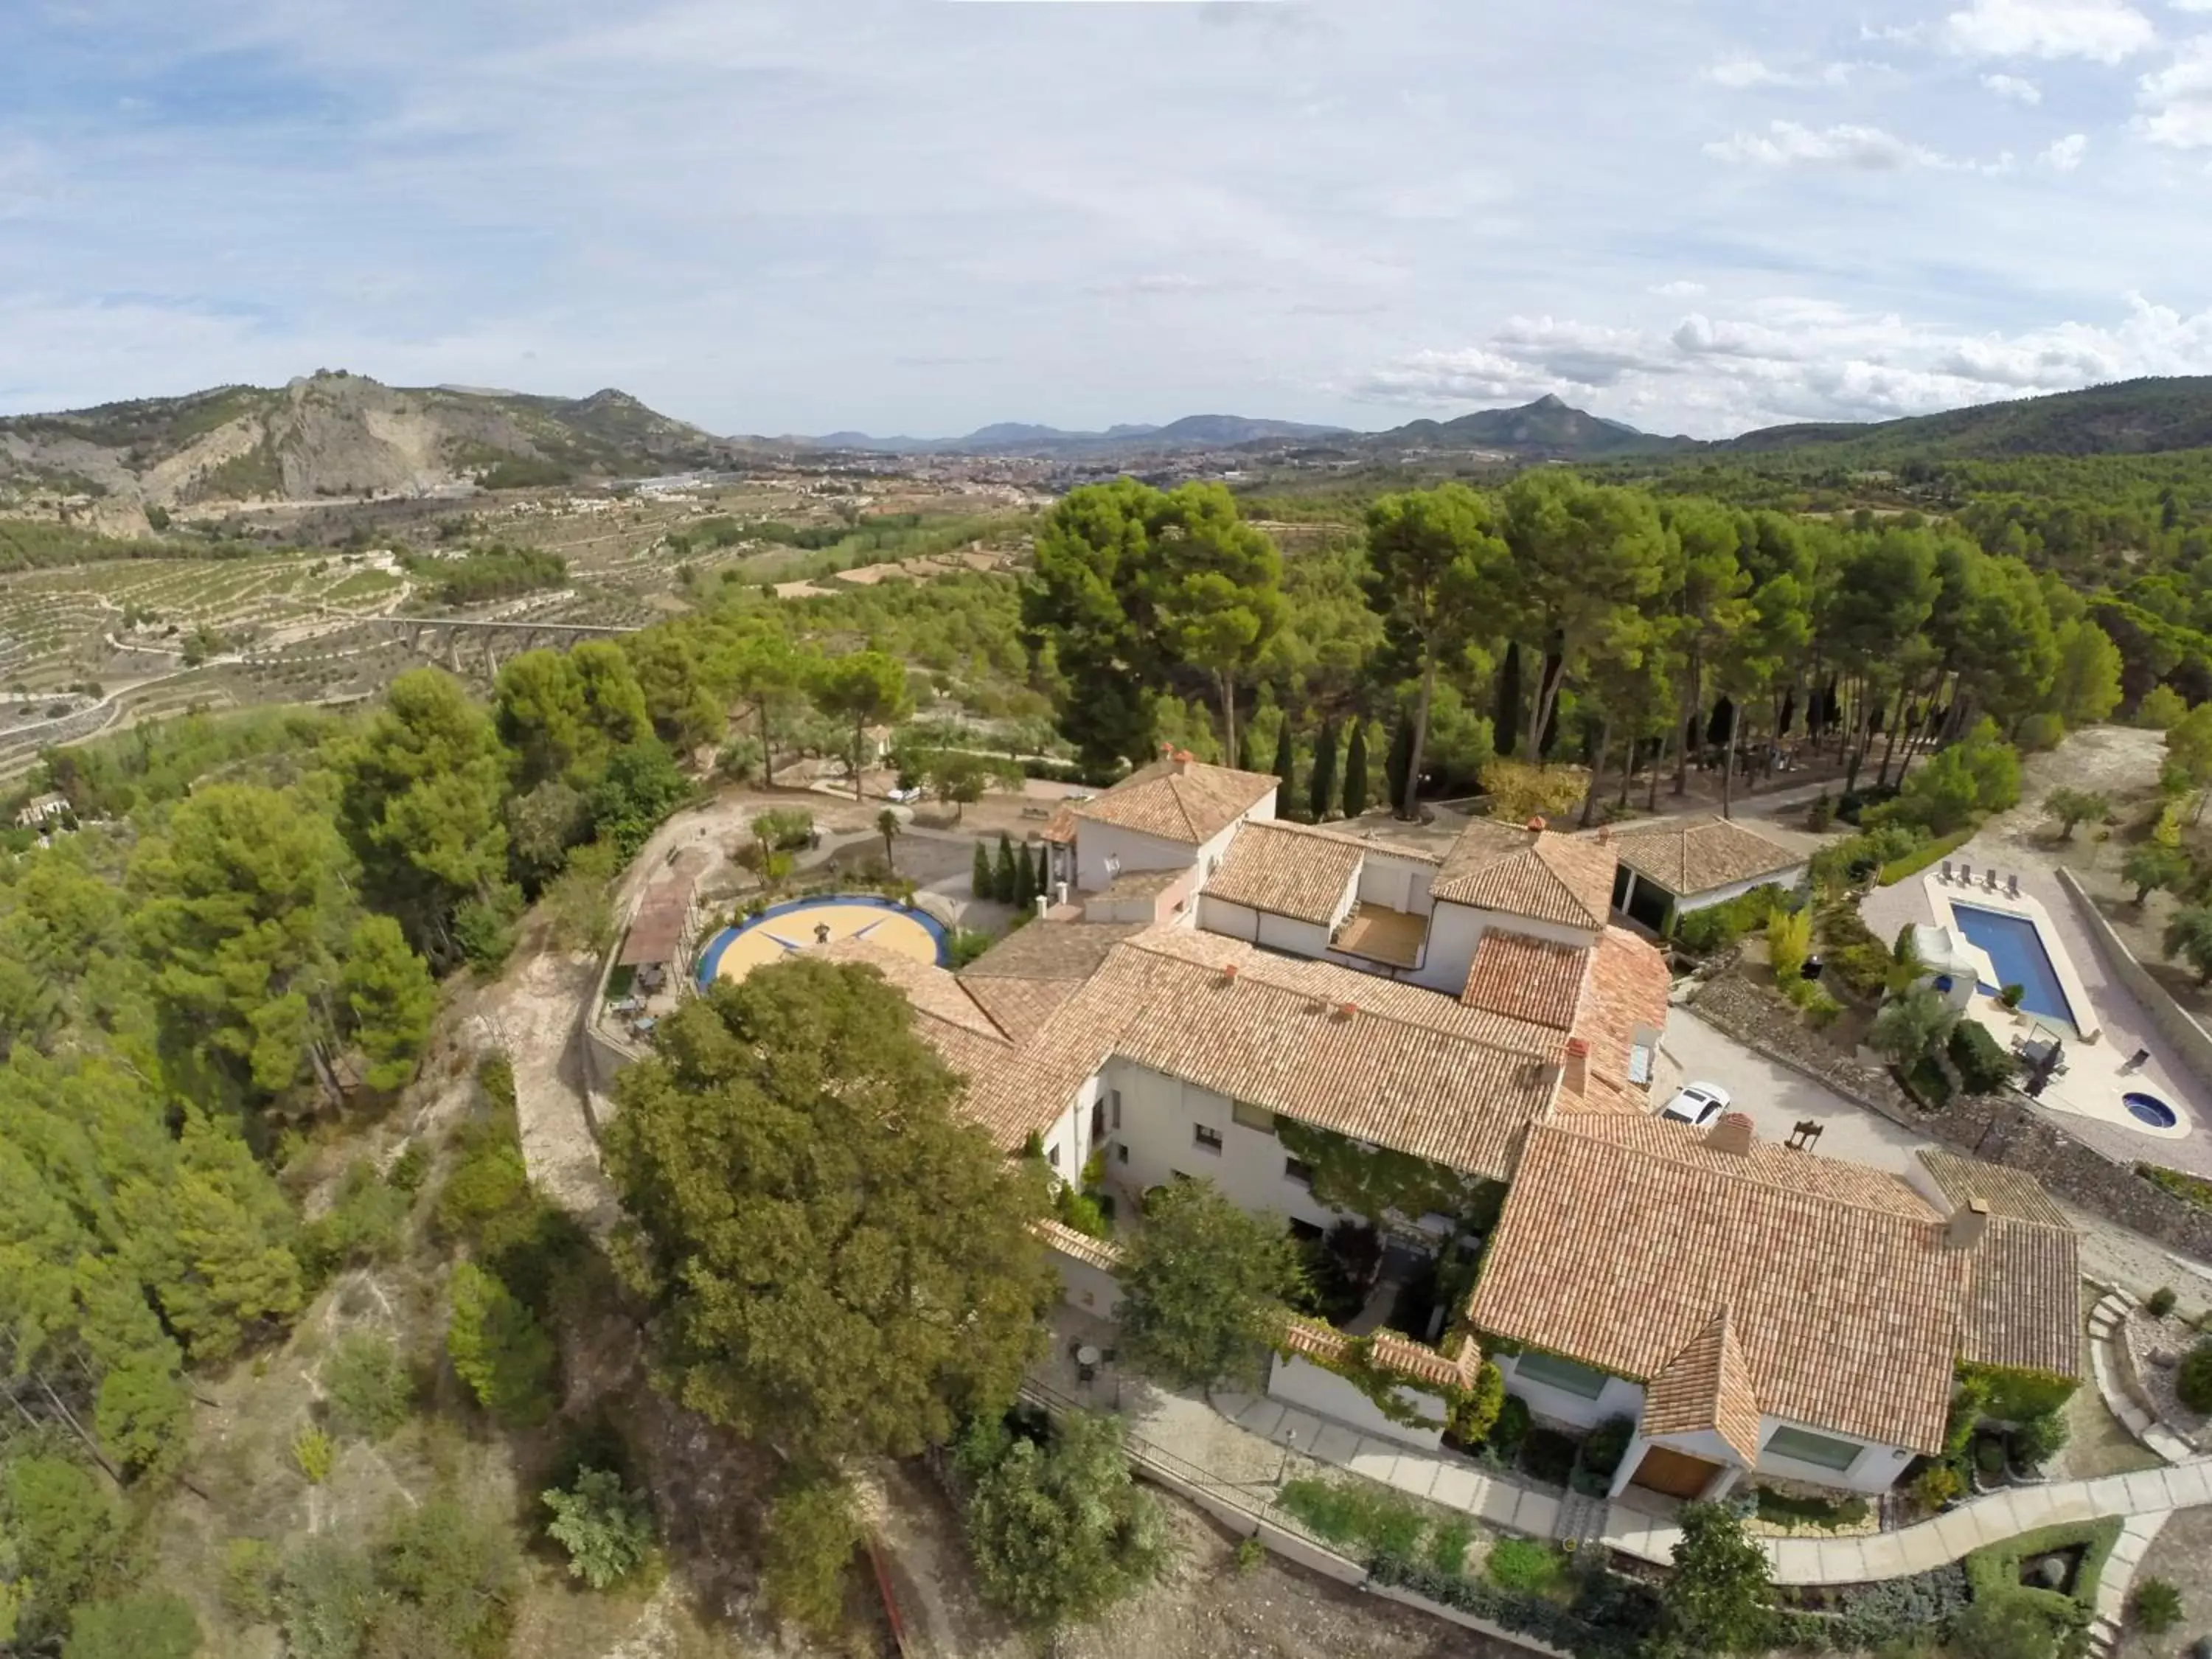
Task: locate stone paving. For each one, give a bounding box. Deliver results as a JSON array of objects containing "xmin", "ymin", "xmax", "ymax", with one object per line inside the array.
[{"xmin": 1052, "ymin": 1331, "xmax": 2212, "ymax": 1589}]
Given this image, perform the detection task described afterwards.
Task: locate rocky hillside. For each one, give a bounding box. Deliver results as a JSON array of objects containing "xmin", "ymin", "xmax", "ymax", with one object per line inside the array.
[
  {"xmin": 1365, "ymin": 394, "xmax": 1692, "ymax": 459},
  {"xmin": 0, "ymin": 372, "xmax": 735, "ymax": 515},
  {"xmin": 1719, "ymin": 376, "xmax": 2212, "ymax": 461}
]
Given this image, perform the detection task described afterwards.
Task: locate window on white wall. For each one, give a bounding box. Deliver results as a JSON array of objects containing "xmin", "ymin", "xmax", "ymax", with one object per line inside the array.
[
  {"xmin": 1284, "ymin": 1156, "xmax": 1314, "ymax": 1188},
  {"xmin": 1764, "ymin": 1426, "xmax": 1863, "ymax": 1472},
  {"xmin": 1116, "ymin": 1144, "xmax": 1129, "ymax": 1164},
  {"xmin": 1231, "ymin": 1100, "xmax": 1276, "ymax": 1133},
  {"xmin": 1046, "ymin": 1144, "xmax": 1060, "ymax": 1168},
  {"xmin": 1515, "ymin": 1351, "xmax": 1610, "ymax": 1399},
  {"xmin": 1193, "ymin": 1124, "xmax": 1223, "ymax": 1154},
  {"xmin": 1110, "ymin": 1090, "xmax": 1122, "ymax": 1130}
]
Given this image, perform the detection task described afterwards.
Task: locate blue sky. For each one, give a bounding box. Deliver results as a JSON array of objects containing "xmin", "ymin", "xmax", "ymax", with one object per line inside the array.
[{"xmin": 3, "ymin": 0, "xmax": 2211, "ymax": 437}]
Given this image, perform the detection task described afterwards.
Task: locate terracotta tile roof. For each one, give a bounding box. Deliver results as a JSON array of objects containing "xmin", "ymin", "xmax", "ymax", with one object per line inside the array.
[
  {"xmin": 956, "ymin": 922, "xmax": 1144, "ymax": 1037},
  {"xmin": 1280, "ymin": 1316, "xmax": 1480, "ymax": 1391},
  {"xmin": 1470, "ymin": 1116, "xmax": 1993, "ymax": 1453},
  {"xmin": 1567, "ymin": 927, "xmax": 1674, "ymax": 1103},
  {"xmin": 1610, "ymin": 817, "xmax": 1804, "ymax": 898},
  {"xmin": 1461, "ymin": 931, "xmax": 1590, "ymax": 1029},
  {"xmin": 1204, "ymin": 821, "xmax": 1365, "ymax": 925},
  {"xmin": 1918, "ymin": 1152, "xmax": 2073, "ymax": 1231},
  {"xmin": 1073, "ymin": 755, "xmax": 1281, "ymax": 845},
  {"xmin": 1432, "ymin": 822, "xmax": 1615, "ymax": 929},
  {"xmin": 911, "ymin": 921, "xmax": 1568, "ymax": 1174},
  {"xmin": 1034, "ymin": 1218, "xmax": 1124, "ymax": 1272},
  {"xmin": 1641, "ymin": 1309, "xmax": 1764, "ymax": 1464},
  {"xmin": 816, "ymin": 937, "xmax": 1011, "ymax": 1042},
  {"xmin": 1959, "ymin": 1217, "xmax": 2080, "ymax": 1377},
  {"xmin": 1040, "ymin": 804, "xmax": 1079, "ymax": 845}
]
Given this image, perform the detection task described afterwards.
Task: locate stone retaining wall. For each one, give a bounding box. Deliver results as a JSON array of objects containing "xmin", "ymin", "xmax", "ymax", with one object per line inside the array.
[{"xmin": 1690, "ymin": 975, "xmax": 2212, "ymax": 1262}]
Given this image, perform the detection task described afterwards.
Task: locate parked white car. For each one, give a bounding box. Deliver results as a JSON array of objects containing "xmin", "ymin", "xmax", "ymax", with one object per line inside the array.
[{"xmin": 1660, "ymin": 1081, "xmax": 1732, "ymax": 1127}]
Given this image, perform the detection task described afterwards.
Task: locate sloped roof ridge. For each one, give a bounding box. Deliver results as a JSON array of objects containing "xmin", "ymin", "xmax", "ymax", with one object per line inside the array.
[{"xmin": 1546, "ymin": 1116, "xmax": 1938, "ymax": 1222}]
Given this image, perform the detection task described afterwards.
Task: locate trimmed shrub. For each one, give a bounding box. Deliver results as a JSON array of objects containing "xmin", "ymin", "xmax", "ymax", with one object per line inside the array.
[
  {"xmin": 1829, "ymin": 1563, "xmax": 1969, "ymax": 1649},
  {"xmin": 1486, "ymin": 1394, "xmax": 1531, "ymax": 1466},
  {"xmin": 1485, "ymin": 1537, "xmax": 1567, "ymax": 1596},
  {"xmin": 2134, "ymin": 1576, "xmax": 2184, "ymax": 1634},
  {"xmin": 2147, "ymin": 1287, "xmax": 2178, "ymax": 1318},
  {"xmin": 1947, "ymin": 1020, "xmax": 2018, "ymax": 1096},
  {"xmin": 2178, "ymin": 1339, "xmax": 2212, "ymax": 1413},
  {"xmin": 1520, "ymin": 1426, "xmax": 1577, "ymax": 1486},
  {"xmin": 1579, "ymin": 1416, "xmax": 1634, "ymax": 1481}
]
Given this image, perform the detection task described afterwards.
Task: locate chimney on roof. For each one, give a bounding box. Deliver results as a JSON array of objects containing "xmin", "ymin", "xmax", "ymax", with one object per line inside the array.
[
  {"xmin": 1947, "ymin": 1198, "xmax": 1990, "ymax": 1251},
  {"xmin": 1161, "ymin": 742, "xmax": 1176, "ymax": 759},
  {"xmin": 1172, "ymin": 748, "xmax": 1194, "ymax": 773},
  {"xmin": 1561, "ymin": 1036, "xmax": 1589, "ymax": 1096},
  {"xmin": 1333, "ymin": 1000, "xmax": 1357, "ymax": 1020},
  {"xmin": 1526, "ymin": 815, "xmax": 1548, "ymax": 838},
  {"xmin": 1222, "ymin": 963, "xmax": 1239, "ymax": 984},
  {"xmin": 1706, "ymin": 1113, "xmax": 1756, "ymax": 1157},
  {"xmin": 1597, "ymin": 825, "xmax": 1613, "ymax": 844}
]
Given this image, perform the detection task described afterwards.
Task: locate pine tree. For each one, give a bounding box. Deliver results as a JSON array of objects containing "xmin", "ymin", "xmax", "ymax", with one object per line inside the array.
[
  {"xmin": 1015, "ymin": 840, "xmax": 1037, "ymax": 906},
  {"xmin": 1307, "ymin": 720, "xmax": 1338, "ymax": 821},
  {"xmin": 1342, "ymin": 720, "xmax": 1371, "ymax": 818},
  {"xmin": 1270, "ymin": 720, "xmax": 1295, "ymax": 818},
  {"xmin": 973, "ymin": 840, "xmax": 994, "ymax": 902},
  {"xmin": 1495, "ymin": 642, "xmax": 1523, "ymax": 759},
  {"xmin": 994, "ymin": 834, "xmax": 1018, "ymax": 903},
  {"xmin": 1384, "ymin": 709, "xmax": 1415, "ymax": 816}
]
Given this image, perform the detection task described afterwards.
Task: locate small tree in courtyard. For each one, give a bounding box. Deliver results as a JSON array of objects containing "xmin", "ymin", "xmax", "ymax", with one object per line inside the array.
[
  {"xmin": 964, "ymin": 1410, "xmax": 1171, "ymax": 1632},
  {"xmin": 875, "ymin": 809, "xmax": 901, "ymax": 872},
  {"xmin": 1660, "ymin": 1502, "xmax": 1773, "ymax": 1655},
  {"xmin": 1871, "ymin": 987, "xmax": 1956, "ymax": 1070},
  {"xmin": 1116, "ymin": 1178, "xmax": 1305, "ymax": 1391}
]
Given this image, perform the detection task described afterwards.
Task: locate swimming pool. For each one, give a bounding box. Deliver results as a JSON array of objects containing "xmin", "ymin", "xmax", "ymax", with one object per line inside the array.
[{"xmin": 1950, "ymin": 905, "xmax": 2076, "ymax": 1028}]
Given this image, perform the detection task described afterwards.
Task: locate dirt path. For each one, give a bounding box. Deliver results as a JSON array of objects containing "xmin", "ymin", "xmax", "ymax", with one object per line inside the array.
[{"xmin": 476, "ymin": 947, "xmax": 621, "ymax": 1230}]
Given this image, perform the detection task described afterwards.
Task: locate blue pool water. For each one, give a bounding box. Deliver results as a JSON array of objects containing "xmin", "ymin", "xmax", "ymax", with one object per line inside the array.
[
  {"xmin": 1950, "ymin": 905, "xmax": 2076, "ymax": 1028},
  {"xmin": 2124, "ymin": 1093, "xmax": 2179, "ymax": 1130},
  {"xmin": 693, "ymin": 894, "xmax": 950, "ymax": 991}
]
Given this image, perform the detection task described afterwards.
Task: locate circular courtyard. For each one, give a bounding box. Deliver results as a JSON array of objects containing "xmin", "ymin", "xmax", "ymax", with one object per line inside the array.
[{"xmin": 694, "ymin": 894, "xmax": 949, "ymax": 990}]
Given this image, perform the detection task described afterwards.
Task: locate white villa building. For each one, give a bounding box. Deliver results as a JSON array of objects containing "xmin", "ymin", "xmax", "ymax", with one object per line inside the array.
[{"xmin": 827, "ymin": 751, "xmax": 2077, "ymax": 1503}]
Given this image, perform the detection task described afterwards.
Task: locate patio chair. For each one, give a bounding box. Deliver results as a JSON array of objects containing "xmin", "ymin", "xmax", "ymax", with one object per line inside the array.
[
  {"xmin": 1940, "ymin": 860, "xmax": 1954, "ymax": 884},
  {"xmin": 2007, "ymin": 874, "xmax": 2021, "ymax": 898},
  {"xmin": 1959, "ymin": 861, "xmax": 1973, "ymax": 886},
  {"xmin": 1984, "ymin": 868, "xmax": 2000, "ymax": 892}
]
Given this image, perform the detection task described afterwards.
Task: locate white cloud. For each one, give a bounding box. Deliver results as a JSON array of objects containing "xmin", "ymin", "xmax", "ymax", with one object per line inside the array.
[
  {"xmin": 2041, "ymin": 131, "xmax": 2090, "ymax": 165},
  {"xmin": 1704, "ymin": 56, "xmax": 1856, "ymax": 88},
  {"xmin": 1982, "ymin": 70, "xmax": 2046, "ymax": 98},
  {"xmin": 1355, "ymin": 294, "xmax": 2212, "ymax": 436},
  {"xmin": 1705, "ymin": 121, "xmax": 1942, "ymax": 168},
  {"xmin": 2139, "ymin": 35, "xmax": 2212, "ymax": 145},
  {"xmin": 1704, "ymin": 121, "xmax": 2013, "ymax": 172},
  {"xmin": 1650, "ymin": 280, "xmax": 1708, "ymax": 297},
  {"xmin": 1941, "ymin": 0, "xmax": 2158, "ymax": 60}
]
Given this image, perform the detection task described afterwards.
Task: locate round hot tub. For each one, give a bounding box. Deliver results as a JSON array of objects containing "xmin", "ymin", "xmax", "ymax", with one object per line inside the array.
[{"xmin": 2123, "ymin": 1092, "xmax": 2180, "ymax": 1130}]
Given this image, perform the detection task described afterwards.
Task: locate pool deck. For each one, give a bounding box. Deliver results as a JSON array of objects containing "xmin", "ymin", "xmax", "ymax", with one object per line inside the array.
[
  {"xmin": 1924, "ymin": 877, "xmax": 2101, "ymax": 1043},
  {"xmin": 1861, "ymin": 846, "xmax": 2212, "ymax": 1177}
]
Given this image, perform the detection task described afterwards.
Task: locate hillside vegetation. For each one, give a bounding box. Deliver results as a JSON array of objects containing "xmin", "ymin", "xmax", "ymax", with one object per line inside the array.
[{"xmin": 0, "ymin": 372, "xmax": 738, "ymax": 512}]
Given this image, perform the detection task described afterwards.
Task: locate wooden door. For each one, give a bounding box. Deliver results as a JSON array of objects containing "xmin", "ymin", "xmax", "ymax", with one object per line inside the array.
[{"xmin": 1631, "ymin": 1445, "xmax": 1722, "ymax": 1500}]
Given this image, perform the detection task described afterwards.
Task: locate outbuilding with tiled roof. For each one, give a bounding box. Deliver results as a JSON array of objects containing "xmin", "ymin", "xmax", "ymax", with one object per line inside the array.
[{"xmin": 1604, "ymin": 816, "xmax": 1809, "ymax": 932}]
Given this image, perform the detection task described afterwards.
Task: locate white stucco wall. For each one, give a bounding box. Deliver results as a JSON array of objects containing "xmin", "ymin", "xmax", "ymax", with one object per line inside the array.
[
  {"xmin": 1409, "ymin": 902, "xmax": 1600, "ymax": 995},
  {"xmin": 1196, "ymin": 885, "xmax": 1354, "ymax": 960},
  {"xmin": 1267, "ymin": 1354, "xmax": 1447, "ymax": 1450},
  {"xmin": 1040, "ymin": 1073, "xmax": 1105, "ymax": 1181},
  {"xmin": 1105, "ymin": 1060, "xmax": 1340, "ymax": 1231},
  {"xmin": 1752, "ymin": 1414, "xmax": 1911, "ymax": 1493},
  {"xmin": 1355, "ymin": 855, "xmax": 1437, "ymax": 917},
  {"xmin": 1053, "ymin": 1253, "xmax": 1124, "ymax": 1319},
  {"xmin": 1496, "ymin": 1353, "xmax": 1647, "ymax": 1433},
  {"xmin": 1075, "ymin": 821, "xmax": 1203, "ymax": 894}
]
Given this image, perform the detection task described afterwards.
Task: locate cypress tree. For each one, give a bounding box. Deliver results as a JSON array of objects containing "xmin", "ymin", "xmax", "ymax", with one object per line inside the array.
[
  {"xmin": 1270, "ymin": 720, "xmax": 1295, "ymax": 818},
  {"xmin": 1015, "ymin": 839, "xmax": 1037, "ymax": 906},
  {"xmin": 973, "ymin": 840, "xmax": 993, "ymax": 902},
  {"xmin": 1342, "ymin": 720, "xmax": 1370, "ymax": 819},
  {"xmin": 994, "ymin": 833, "xmax": 1017, "ymax": 903},
  {"xmin": 1307, "ymin": 720, "xmax": 1339, "ymax": 821},
  {"xmin": 1238, "ymin": 723, "xmax": 1260, "ymax": 773},
  {"xmin": 1385, "ymin": 708, "xmax": 1414, "ymax": 815},
  {"xmin": 1495, "ymin": 642, "xmax": 1523, "ymax": 759}
]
